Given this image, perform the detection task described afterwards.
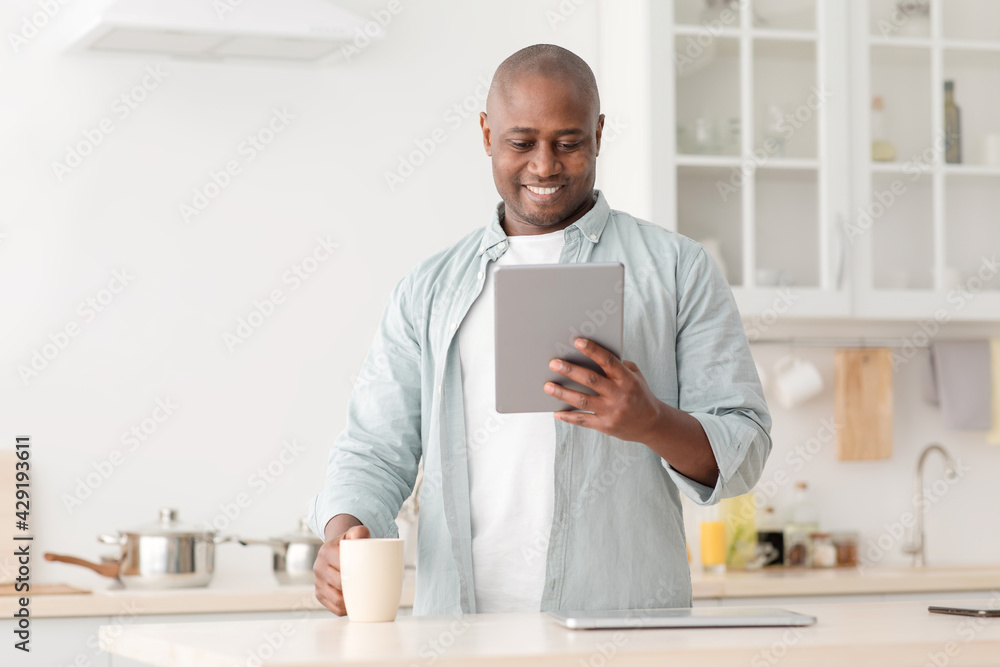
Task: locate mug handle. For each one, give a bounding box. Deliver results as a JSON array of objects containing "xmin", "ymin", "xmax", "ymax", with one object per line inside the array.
[{"xmin": 774, "ymin": 355, "xmax": 796, "ymax": 376}]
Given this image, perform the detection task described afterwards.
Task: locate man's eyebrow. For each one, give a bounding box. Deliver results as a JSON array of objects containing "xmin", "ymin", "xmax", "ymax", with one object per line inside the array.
[{"xmin": 504, "ymin": 127, "xmax": 585, "ymax": 136}]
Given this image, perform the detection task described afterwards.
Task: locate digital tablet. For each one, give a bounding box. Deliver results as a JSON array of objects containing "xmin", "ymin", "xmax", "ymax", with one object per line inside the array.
[
  {"xmin": 547, "ymin": 607, "xmax": 818, "ymax": 630},
  {"xmin": 494, "ymin": 262, "xmax": 624, "ymax": 413}
]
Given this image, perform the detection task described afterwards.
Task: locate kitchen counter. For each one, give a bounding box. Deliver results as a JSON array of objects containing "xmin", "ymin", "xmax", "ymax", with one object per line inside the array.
[
  {"xmin": 692, "ymin": 565, "xmax": 1000, "ymax": 599},
  {"xmin": 100, "ymin": 596, "xmax": 1000, "ymax": 667},
  {"xmin": 5, "ymin": 566, "xmax": 998, "ymax": 618}
]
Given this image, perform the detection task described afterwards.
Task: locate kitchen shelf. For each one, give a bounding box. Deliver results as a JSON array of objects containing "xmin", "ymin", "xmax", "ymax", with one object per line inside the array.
[
  {"xmin": 752, "ymin": 28, "xmax": 817, "ymax": 41},
  {"xmin": 674, "ymin": 25, "xmax": 741, "ymax": 38},
  {"xmin": 757, "ymin": 158, "xmax": 820, "ymax": 170},
  {"xmin": 868, "ymin": 161, "xmax": 931, "ymax": 174},
  {"xmin": 675, "ymin": 155, "xmax": 743, "ymax": 168},
  {"xmin": 869, "ymin": 36, "xmax": 933, "ymax": 49},
  {"xmin": 754, "ymin": 36, "xmax": 815, "ymax": 60}
]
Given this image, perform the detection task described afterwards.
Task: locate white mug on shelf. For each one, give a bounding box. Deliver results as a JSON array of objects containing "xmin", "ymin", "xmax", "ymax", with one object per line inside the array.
[{"xmin": 773, "ymin": 356, "xmax": 824, "ymax": 409}]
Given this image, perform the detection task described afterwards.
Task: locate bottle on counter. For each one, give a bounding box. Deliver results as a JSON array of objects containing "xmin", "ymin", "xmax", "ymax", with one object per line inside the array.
[
  {"xmin": 944, "ymin": 80, "xmax": 962, "ymax": 164},
  {"xmin": 784, "ymin": 481, "xmax": 820, "ymax": 567},
  {"xmin": 722, "ymin": 494, "xmax": 757, "ymax": 570},
  {"xmin": 700, "ymin": 504, "xmax": 727, "ymax": 576},
  {"xmin": 757, "ymin": 505, "xmax": 785, "ymax": 567},
  {"xmin": 871, "ymin": 95, "xmax": 897, "ymax": 162}
]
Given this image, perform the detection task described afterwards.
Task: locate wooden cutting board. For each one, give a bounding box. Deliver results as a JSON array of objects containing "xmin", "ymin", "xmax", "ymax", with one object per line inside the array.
[{"xmin": 835, "ymin": 348, "xmax": 894, "ymax": 460}]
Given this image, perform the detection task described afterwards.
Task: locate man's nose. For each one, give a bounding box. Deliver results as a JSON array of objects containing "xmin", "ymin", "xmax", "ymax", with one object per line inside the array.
[{"xmin": 528, "ymin": 143, "xmax": 562, "ymax": 178}]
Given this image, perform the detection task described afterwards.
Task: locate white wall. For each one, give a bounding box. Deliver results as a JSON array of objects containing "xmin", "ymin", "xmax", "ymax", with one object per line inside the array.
[
  {"xmin": 746, "ymin": 338, "xmax": 1000, "ymax": 569},
  {"xmin": 0, "ymin": 0, "xmax": 601, "ymax": 587},
  {"xmin": 1, "ymin": 0, "xmax": 997, "ymax": 595}
]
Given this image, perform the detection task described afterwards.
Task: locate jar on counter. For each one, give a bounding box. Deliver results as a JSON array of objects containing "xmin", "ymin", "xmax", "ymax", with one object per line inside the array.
[
  {"xmin": 810, "ymin": 533, "xmax": 837, "ymax": 568},
  {"xmin": 831, "ymin": 531, "xmax": 859, "ymax": 567},
  {"xmin": 785, "ymin": 531, "xmax": 811, "ymax": 567}
]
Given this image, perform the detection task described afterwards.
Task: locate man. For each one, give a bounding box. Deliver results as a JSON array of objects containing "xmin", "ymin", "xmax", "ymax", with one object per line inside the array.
[{"xmin": 308, "ymin": 44, "xmax": 770, "ymax": 616}]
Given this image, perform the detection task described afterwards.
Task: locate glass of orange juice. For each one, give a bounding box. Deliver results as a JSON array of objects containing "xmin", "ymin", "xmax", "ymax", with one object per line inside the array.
[{"xmin": 700, "ymin": 505, "xmax": 726, "ymax": 575}]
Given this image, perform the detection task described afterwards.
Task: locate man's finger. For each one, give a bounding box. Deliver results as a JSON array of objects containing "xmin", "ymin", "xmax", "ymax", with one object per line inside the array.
[
  {"xmin": 548, "ymin": 358, "xmax": 610, "ymax": 393},
  {"xmin": 342, "ymin": 525, "xmax": 371, "ymax": 540},
  {"xmin": 554, "ymin": 409, "xmax": 598, "ymax": 429},
  {"xmin": 545, "ymin": 382, "xmax": 600, "ymax": 412},
  {"xmin": 574, "ymin": 338, "xmax": 625, "ymax": 379}
]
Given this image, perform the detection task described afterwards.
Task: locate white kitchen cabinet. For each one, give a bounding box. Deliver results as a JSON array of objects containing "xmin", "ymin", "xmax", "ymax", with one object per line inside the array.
[
  {"xmin": 851, "ymin": 0, "xmax": 1000, "ymax": 319},
  {"xmin": 106, "ymin": 610, "xmax": 338, "ymax": 667},
  {"xmin": 0, "ymin": 608, "xmax": 361, "ymax": 667},
  {"xmin": 599, "ymin": 0, "xmax": 1000, "ymax": 321},
  {"xmin": 0, "ymin": 617, "xmax": 110, "ymax": 667}
]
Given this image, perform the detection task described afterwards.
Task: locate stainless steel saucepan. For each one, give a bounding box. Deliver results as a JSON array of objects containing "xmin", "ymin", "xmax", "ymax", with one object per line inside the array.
[
  {"xmin": 238, "ymin": 517, "xmax": 323, "ymax": 585},
  {"xmin": 45, "ymin": 508, "xmax": 231, "ymax": 589}
]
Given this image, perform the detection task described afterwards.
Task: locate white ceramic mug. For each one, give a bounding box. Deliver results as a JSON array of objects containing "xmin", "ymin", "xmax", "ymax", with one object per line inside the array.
[
  {"xmin": 773, "ymin": 356, "xmax": 824, "ymax": 409},
  {"xmin": 340, "ymin": 538, "xmax": 405, "ymax": 622}
]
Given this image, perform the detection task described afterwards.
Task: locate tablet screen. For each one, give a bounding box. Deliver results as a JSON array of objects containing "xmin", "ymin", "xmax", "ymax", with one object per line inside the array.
[{"xmin": 494, "ymin": 262, "xmax": 624, "ymax": 413}]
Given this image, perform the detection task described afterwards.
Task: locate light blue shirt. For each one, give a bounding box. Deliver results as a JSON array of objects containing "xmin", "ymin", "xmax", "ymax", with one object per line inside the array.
[{"xmin": 307, "ymin": 190, "xmax": 771, "ymax": 615}]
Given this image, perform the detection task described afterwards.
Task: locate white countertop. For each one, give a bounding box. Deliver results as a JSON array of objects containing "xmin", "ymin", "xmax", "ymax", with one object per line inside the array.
[
  {"xmin": 692, "ymin": 564, "xmax": 1000, "ymax": 598},
  {"xmin": 6, "ymin": 566, "xmax": 999, "ymax": 618},
  {"xmin": 99, "ymin": 596, "xmax": 1000, "ymax": 667}
]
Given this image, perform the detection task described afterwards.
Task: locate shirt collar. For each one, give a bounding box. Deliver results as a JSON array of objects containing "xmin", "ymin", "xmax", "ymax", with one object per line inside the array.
[{"xmin": 478, "ymin": 189, "xmax": 611, "ymax": 257}]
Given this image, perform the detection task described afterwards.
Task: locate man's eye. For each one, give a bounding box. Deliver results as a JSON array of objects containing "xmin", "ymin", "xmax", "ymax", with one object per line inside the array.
[
  {"xmin": 558, "ymin": 142, "xmax": 582, "ymax": 150},
  {"xmin": 510, "ymin": 141, "xmax": 533, "ymax": 150}
]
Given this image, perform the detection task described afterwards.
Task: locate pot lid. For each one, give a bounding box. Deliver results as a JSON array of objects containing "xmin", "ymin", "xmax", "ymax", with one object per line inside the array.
[
  {"xmin": 276, "ymin": 517, "xmax": 322, "ymax": 544},
  {"xmin": 121, "ymin": 508, "xmax": 215, "ymax": 537}
]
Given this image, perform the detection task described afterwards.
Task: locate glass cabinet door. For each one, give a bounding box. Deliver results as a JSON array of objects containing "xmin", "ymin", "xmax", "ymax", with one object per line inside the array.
[
  {"xmin": 668, "ymin": 0, "xmax": 850, "ymax": 318},
  {"xmin": 854, "ymin": 0, "xmax": 1000, "ymax": 319}
]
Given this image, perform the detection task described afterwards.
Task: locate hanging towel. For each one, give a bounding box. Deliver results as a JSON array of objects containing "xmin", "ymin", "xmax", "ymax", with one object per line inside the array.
[
  {"xmin": 930, "ymin": 341, "xmax": 992, "ymax": 430},
  {"xmin": 989, "ymin": 339, "xmax": 1000, "ymax": 445}
]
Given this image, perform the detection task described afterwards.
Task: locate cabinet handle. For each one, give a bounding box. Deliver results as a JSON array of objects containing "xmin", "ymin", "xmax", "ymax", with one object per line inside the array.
[{"xmin": 833, "ymin": 214, "xmax": 846, "ymax": 291}]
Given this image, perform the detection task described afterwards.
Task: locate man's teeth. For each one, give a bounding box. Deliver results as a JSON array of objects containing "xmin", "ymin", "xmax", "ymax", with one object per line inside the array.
[{"xmin": 526, "ymin": 185, "xmax": 560, "ymax": 195}]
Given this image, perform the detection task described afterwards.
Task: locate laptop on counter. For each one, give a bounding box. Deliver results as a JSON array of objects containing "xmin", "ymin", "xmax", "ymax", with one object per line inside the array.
[{"xmin": 547, "ymin": 607, "xmax": 818, "ymax": 630}]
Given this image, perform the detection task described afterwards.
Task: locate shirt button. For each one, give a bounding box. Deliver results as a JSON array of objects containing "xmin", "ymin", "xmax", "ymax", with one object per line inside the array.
[
  {"xmin": 438, "ymin": 384, "xmax": 442, "ymax": 394},
  {"xmin": 589, "ymin": 233, "xmax": 598, "ymax": 242},
  {"xmin": 498, "ymin": 242, "xmax": 506, "ymax": 250},
  {"xmin": 450, "ymin": 322, "xmax": 457, "ymax": 331},
  {"xmin": 477, "ymin": 271, "xmax": 484, "ymax": 280}
]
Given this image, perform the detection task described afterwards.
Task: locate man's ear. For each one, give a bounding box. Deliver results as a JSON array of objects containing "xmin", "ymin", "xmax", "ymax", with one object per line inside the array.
[
  {"xmin": 595, "ymin": 113, "xmax": 605, "ymax": 156},
  {"xmin": 480, "ymin": 112, "xmax": 492, "ymax": 157}
]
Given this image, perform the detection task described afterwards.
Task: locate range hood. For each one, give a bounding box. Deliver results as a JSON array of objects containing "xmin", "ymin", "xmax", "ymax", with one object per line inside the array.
[{"xmin": 70, "ymin": 0, "xmax": 374, "ymax": 63}]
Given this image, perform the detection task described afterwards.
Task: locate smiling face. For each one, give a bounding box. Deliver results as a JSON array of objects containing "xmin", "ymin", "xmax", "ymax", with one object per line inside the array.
[{"xmin": 480, "ymin": 73, "xmax": 604, "ymax": 236}]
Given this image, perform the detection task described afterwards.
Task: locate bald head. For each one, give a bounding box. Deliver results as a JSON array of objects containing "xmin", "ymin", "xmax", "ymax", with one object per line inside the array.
[{"xmin": 486, "ymin": 44, "xmax": 600, "ymax": 118}]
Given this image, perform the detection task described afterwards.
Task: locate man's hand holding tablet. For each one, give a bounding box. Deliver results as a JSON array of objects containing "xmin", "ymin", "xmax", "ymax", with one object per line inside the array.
[{"xmin": 546, "ymin": 336, "xmax": 666, "ymax": 445}]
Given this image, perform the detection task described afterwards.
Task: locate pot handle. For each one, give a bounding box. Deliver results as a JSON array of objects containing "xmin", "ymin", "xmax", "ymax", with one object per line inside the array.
[
  {"xmin": 235, "ymin": 537, "xmax": 283, "ymax": 548},
  {"xmin": 44, "ymin": 552, "xmax": 120, "ymax": 579},
  {"xmin": 97, "ymin": 533, "xmax": 126, "ymax": 546}
]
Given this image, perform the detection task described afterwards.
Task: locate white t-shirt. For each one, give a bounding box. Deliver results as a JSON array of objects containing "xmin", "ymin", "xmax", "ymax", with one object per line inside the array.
[{"xmin": 458, "ymin": 228, "xmax": 565, "ymax": 613}]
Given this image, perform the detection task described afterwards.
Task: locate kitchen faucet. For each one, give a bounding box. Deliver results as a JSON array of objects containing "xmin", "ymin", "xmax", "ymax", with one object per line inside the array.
[{"xmin": 902, "ymin": 443, "xmax": 958, "ymax": 567}]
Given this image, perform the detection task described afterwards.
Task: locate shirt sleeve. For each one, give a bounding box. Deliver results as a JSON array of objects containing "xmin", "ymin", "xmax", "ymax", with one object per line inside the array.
[
  {"xmin": 306, "ymin": 274, "xmax": 423, "ymax": 540},
  {"xmin": 662, "ymin": 245, "xmax": 772, "ymax": 505}
]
